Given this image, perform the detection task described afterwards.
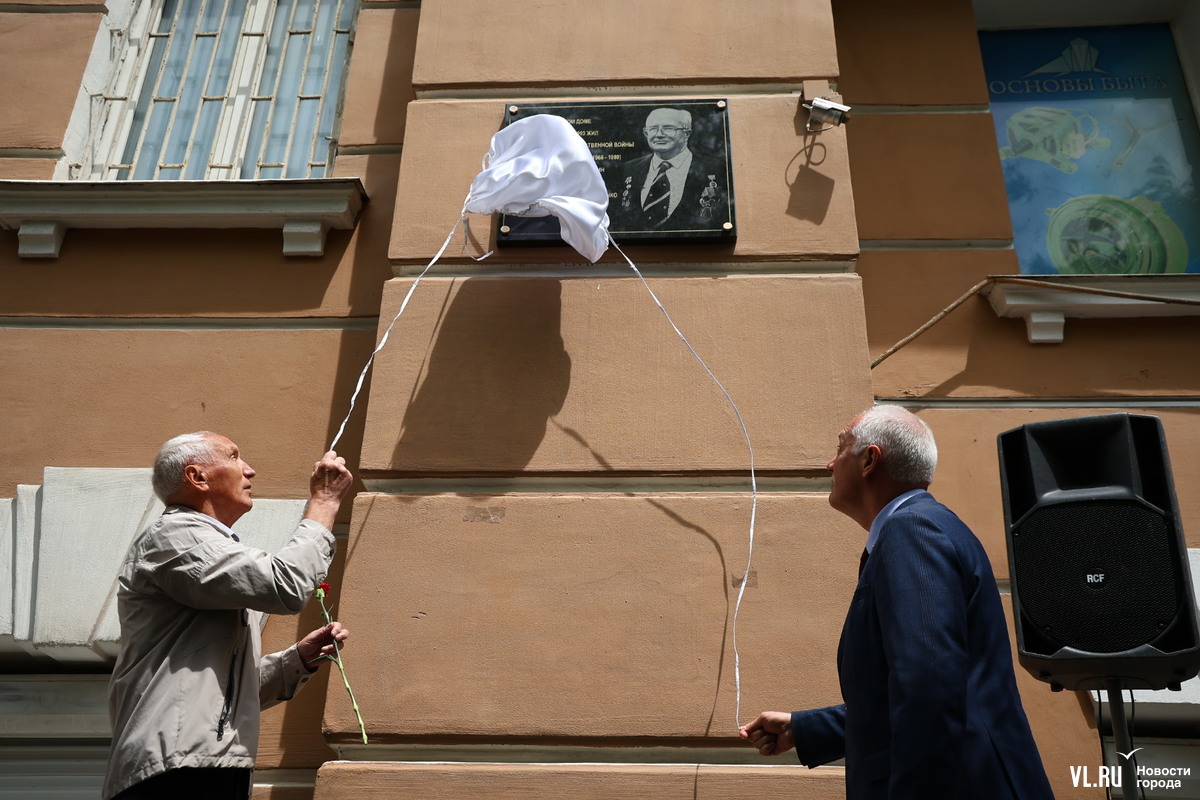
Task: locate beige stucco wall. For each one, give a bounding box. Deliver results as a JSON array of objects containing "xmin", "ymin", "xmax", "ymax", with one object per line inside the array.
[
  {"xmin": 327, "ymin": 493, "xmax": 857, "ymax": 742},
  {"xmin": 0, "ymin": 327, "xmax": 377, "ymax": 502},
  {"xmin": 0, "ymin": 157, "xmax": 54, "ymax": 179},
  {"xmin": 848, "ymin": 114, "xmax": 1014, "ymax": 241},
  {"xmin": 358, "ymin": 274, "xmax": 872, "ymax": 475},
  {"xmin": 860, "ymin": 250, "xmax": 1200, "ymax": 399},
  {"xmin": 0, "ymin": 12, "xmax": 99, "ymax": 154},
  {"xmin": 833, "ymin": 0, "xmax": 989, "ymax": 107},
  {"xmin": 409, "ymin": 1, "xmax": 837, "ymax": 92},
  {"xmin": 339, "ymin": 6, "xmax": 418, "ymax": 149},
  {"xmin": 1, "ymin": 0, "xmax": 1190, "ymax": 798}
]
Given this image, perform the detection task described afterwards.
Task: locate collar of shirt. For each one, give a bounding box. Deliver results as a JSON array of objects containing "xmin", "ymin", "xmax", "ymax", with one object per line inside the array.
[
  {"xmin": 866, "ymin": 488, "xmax": 927, "ymax": 554},
  {"xmin": 650, "ymin": 148, "xmax": 693, "ymax": 181},
  {"xmin": 165, "ymin": 504, "xmax": 240, "ymax": 542},
  {"xmin": 650, "ymin": 147, "xmax": 693, "ymax": 170}
]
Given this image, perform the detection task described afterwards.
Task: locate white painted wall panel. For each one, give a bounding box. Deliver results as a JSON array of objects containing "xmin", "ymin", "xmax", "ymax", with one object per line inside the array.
[
  {"xmin": 13, "ymin": 485, "xmax": 44, "ymax": 659},
  {"xmin": 31, "ymin": 468, "xmax": 159, "ymax": 664}
]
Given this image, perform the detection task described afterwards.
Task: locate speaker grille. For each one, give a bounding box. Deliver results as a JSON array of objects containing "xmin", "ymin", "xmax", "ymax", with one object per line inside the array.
[{"xmin": 1012, "ymin": 500, "xmax": 1179, "ymax": 654}]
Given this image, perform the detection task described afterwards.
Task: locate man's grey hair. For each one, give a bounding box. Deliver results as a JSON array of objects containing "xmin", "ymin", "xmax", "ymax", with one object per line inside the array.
[
  {"xmin": 152, "ymin": 431, "xmax": 218, "ymax": 502},
  {"xmin": 647, "ymin": 107, "xmax": 692, "ymax": 131},
  {"xmin": 849, "ymin": 405, "xmax": 937, "ymax": 486}
]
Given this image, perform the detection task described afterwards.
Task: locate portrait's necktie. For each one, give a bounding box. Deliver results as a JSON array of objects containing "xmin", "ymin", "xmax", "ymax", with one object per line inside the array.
[{"xmin": 643, "ymin": 161, "xmax": 672, "ymax": 223}]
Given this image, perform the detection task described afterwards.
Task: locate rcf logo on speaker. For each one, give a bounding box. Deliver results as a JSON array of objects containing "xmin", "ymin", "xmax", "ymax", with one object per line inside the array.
[{"xmin": 1086, "ymin": 572, "xmax": 1107, "ymax": 585}]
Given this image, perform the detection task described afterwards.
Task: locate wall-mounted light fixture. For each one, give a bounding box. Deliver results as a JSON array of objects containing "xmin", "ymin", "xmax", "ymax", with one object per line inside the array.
[{"xmin": 802, "ymin": 96, "xmax": 852, "ymax": 132}]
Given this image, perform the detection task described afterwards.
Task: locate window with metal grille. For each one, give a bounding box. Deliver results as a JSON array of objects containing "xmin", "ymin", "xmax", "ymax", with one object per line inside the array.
[{"xmin": 88, "ymin": 0, "xmax": 357, "ymax": 181}]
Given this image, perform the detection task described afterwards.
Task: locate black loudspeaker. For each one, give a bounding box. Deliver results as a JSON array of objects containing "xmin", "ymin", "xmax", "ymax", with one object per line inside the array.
[{"xmin": 997, "ymin": 413, "xmax": 1200, "ymax": 692}]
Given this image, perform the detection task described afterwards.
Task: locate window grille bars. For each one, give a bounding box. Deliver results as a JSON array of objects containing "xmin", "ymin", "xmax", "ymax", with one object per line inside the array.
[{"xmin": 92, "ymin": 0, "xmax": 355, "ymax": 181}]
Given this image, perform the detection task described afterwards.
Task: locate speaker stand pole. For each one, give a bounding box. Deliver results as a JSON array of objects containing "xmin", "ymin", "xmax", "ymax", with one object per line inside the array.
[{"xmin": 1106, "ymin": 678, "xmax": 1136, "ymax": 800}]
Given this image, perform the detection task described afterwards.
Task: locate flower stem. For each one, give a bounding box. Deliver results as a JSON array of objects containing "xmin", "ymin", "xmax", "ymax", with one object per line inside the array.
[{"xmin": 318, "ymin": 593, "xmax": 368, "ymax": 744}]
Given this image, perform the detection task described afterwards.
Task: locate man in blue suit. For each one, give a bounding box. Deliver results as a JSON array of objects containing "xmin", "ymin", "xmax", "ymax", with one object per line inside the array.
[{"xmin": 740, "ymin": 405, "xmax": 1054, "ymax": 799}]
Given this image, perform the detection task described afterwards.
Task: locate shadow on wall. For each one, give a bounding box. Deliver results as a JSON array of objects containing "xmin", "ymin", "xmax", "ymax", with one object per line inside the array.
[
  {"xmin": 548, "ymin": 417, "xmax": 732, "ymax": 735},
  {"xmin": 392, "ymin": 278, "xmax": 571, "ymax": 472},
  {"xmin": 785, "ymin": 102, "xmax": 837, "ymax": 225},
  {"xmin": 786, "ymin": 137, "xmax": 836, "ymax": 225}
]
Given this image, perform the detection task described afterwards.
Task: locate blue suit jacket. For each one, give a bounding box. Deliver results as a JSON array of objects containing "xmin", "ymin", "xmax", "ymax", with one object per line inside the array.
[{"xmin": 790, "ymin": 493, "xmax": 1055, "ymax": 799}]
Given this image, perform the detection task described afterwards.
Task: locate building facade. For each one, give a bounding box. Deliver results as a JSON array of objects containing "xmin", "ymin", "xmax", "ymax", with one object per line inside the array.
[{"xmin": 2, "ymin": 0, "xmax": 1199, "ymax": 797}]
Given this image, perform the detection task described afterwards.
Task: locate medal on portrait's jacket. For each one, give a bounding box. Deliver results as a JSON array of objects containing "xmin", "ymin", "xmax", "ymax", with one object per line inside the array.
[
  {"xmin": 621, "ymin": 176, "xmax": 634, "ymax": 210},
  {"xmin": 699, "ymin": 174, "xmax": 720, "ymax": 220}
]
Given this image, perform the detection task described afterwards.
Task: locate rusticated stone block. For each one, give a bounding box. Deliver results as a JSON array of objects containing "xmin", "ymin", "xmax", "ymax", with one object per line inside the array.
[
  {"xmin": 390, "ymin": 95, "xmax": 858, "ymax": 265},
  {"xmin": 360, "ymin": 274, "xmax": 872, "ymax": 475},
  {"xmin": 0, "ymin": 12, "xmax": 100, "ymax": 150},
  {"xmin": 0, "ymin": 327, "xmax": 376, "ymax": 506},
  {"xmin": 833, "ymin": 0, "xmax": 989, "ymax": 106},
  {"xmin": 338, "ymin": 7, "xmax": 418, "ymax": 148},
  {"xmin": 326, "ymin": 492, "xmax": 861, "ymax": 742},
  {"xmin": 411, "ymin": 1, "xmax": 836, "ymax": 92},
  {"xmin": 0, "ymin": 158, "xmax": 55, "ymax": 180},
  {"xmin": 848, "ymin": 113, "xmax": 1012, "ymax": 241}
]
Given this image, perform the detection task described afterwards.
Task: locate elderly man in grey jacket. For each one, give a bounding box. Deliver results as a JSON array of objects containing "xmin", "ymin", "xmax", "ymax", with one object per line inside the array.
[{"xmin": 103, "ymin": 431, "xmax": 354, "ymax": 800}]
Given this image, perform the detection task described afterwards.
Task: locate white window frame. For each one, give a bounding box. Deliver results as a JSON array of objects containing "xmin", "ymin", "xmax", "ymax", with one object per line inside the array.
[{"xmin": 59, "ymin": 0, "xmax": 357, "ymax": 182}]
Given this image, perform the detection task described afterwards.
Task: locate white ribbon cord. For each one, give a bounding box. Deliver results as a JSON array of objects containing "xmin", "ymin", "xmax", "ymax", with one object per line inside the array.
[
  {"xmin": 609, "ymin": 236, "xmax": 759, "ymax": 732},
  {"xmin": 328, "ymin": 215, "xmax": 467, "ymax": 451}
]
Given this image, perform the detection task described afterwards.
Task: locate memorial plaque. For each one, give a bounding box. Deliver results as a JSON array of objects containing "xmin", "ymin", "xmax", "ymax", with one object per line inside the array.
[{"xmin": 497, "ymin": 99, "xmax": 736, "ymax": 248}]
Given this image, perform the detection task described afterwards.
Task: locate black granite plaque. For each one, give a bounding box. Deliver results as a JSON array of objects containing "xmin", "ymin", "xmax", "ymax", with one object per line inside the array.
[{"xmin": 496, "ymin": 99, "xmax": 736, "ymax": 248}]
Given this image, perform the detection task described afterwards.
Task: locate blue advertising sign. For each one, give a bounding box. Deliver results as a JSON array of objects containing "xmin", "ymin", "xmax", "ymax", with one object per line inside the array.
[{"xmin": 980, "ymin": 24, "xmax": 1200, "ymax": 274}]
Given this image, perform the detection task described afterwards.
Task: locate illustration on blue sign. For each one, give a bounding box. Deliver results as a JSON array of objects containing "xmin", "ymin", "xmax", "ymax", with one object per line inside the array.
[{"xmin": 980, "ymin": 24, "xmax": 1200, "ymax": 274}]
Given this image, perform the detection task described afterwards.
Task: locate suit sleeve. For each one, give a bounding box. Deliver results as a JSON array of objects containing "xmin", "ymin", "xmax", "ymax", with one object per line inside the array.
[
  {"xmin": 874, "ymin": 511, "xmax": 969, "ymax": 798},
  {"xmin": 142, "ymin": 516, "xmax": 336, "ymax": 615},
  {"xmin": 791, "ymin": 704, "xmax": 847, "ymax": 767}
]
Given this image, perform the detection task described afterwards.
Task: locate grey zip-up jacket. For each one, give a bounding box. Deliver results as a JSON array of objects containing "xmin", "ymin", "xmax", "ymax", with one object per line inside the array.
[{"xmin": 102, "ymin": 505, "xmax": 336, "ymax": 799}]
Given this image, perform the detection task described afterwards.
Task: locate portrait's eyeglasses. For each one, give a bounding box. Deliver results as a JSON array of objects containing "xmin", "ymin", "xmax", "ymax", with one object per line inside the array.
[{"xmin": 644, "ymin": 125, "xmax": 689, "ymax": 135}]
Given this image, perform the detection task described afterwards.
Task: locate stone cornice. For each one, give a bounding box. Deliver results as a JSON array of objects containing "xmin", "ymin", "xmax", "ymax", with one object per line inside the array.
[
  {"xmin": 981, "ymin": 274, "xmax": 1200, "ymax": 343},
  {"xmin": 0, "ymin": 178, "xmax": 368, "ymax": 258}
]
